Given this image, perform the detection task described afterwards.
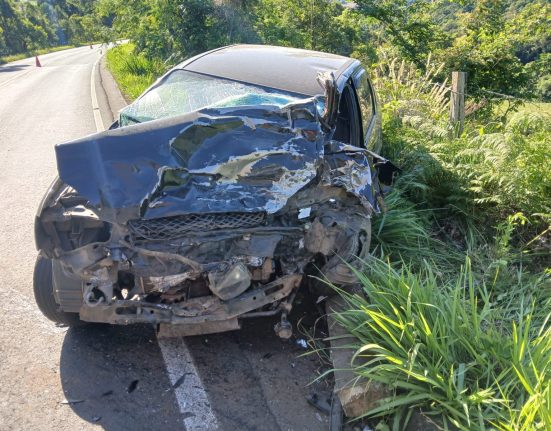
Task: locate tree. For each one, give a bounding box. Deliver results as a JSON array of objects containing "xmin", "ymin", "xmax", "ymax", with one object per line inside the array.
[
  {"xmin": 437, "ymin": 0, "xmax": 532, "ymax": 99},
  {"xmin": 0, "ymin": 0, "xmax": 30, "ymax": 54},
  {"xmin": 0, "ymin": 0, "xmax": 99, "ymax": 57},
  {"xmin": 354, "ymin": 0, "xmax": 450, "ymax": 65}
]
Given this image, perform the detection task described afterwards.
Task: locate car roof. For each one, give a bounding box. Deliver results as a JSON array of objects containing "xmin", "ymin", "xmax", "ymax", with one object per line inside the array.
[{"xmin": 178, "ymin": 44, "xmax": 356, "ymax": 97}]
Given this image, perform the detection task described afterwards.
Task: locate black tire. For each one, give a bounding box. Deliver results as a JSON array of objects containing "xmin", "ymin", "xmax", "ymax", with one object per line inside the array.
[{"xmin": 33, "ymin": 255, "xmax": 83, "ymax": 326}]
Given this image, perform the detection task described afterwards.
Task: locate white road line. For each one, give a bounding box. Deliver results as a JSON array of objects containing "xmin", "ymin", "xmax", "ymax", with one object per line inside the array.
[
  {"xmin": 89, "ymin": 54, "xmax": 218, "ymax": 430},
  {"xmin": 158, "ymin": 338, "xmax": 219, "ymax": 431},
  {"xmin": 90, "ymin": 57, "xmax": 105, "ymax": 132}
]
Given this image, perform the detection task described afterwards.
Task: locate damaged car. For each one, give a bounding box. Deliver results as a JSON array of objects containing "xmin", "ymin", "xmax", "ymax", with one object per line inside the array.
[{"xmin": 34, "ymin": 44, "xmax": 394, "ymax": 338}]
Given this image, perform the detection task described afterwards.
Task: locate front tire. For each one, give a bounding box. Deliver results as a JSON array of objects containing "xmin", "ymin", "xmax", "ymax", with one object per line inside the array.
[{"xmin": 33, "ymin": 256, "xmax": 83, "ymax": 326}]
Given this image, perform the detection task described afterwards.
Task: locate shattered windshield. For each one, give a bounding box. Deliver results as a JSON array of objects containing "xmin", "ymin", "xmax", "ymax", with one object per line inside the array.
[{"xmin": 119, "ymin": 70, "xmax": 303, "ymax": 127}]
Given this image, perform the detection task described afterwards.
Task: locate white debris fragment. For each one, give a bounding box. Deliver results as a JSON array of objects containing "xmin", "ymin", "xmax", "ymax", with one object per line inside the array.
[
  {"xmin": 60, "ymin": 398, "xmax": 84, "ymax": 405},
  {"xmin": 296, "ymin": 339, "xmax": 308, "ymax": 349},
  {"xmin": 298, "ymin": 207, "xmax": 311, "ymax": 219}
]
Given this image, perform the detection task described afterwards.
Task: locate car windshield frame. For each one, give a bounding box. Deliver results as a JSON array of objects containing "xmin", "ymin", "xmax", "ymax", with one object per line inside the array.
[{"xmin": 119, "ymin": 69, "xmax": 311, "ymax": 127}]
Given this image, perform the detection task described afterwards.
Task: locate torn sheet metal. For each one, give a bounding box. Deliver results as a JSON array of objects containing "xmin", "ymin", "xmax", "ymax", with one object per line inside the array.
[
  {"xmin": 324, "ymin": 140, "xmax": 378, "ymax": 212},
  {"xmin": 38, "ymin": 92, "xmax": 384, "ymax": 336},
  {"xmin": 56, "ymin": 101, "xmax": 324, "ymax": 223}
]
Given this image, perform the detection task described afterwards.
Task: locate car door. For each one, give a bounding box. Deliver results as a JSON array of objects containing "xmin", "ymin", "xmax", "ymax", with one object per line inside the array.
[
  {"xmin": 325, "ymin": 74, "xmax": 381, "ymax": 212},
  {"xmin": 351, "ymin": 68, "xmax": 382, "ymax": 153}
]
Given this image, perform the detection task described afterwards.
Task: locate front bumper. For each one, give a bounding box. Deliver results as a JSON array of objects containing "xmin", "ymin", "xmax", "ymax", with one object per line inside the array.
[{"xmin": 79, "ymin": 274, "xmax": 300, "ymax": 327}]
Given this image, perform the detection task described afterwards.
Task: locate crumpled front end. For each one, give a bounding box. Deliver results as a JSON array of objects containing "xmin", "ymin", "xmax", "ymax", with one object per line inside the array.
[{"xmin": 35, "ymin": 98, "xmax": 378, "ymax": 337}]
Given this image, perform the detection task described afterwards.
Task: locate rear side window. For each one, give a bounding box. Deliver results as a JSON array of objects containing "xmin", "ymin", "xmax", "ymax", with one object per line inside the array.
[{"xmin": 353, "ymin": 70, "xmax": 375, "ymax": 139}]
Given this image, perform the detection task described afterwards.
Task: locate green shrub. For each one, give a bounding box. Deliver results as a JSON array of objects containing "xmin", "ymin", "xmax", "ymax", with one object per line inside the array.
[
  {"xmin": 334, "ymin": 258, "xmax": 550, "ymax": 430},
  {"xmin": 373, "ymin": 58, "xmax": 551, "ymax": 231},
  {"xmin": 106, "ymin": 43, "xmax": 166, "ymax": 100}
]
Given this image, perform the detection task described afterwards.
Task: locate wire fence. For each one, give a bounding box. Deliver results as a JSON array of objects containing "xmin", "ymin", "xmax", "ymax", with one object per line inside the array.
[
  {"xmin": 440, "ymin": 78, "xmax": 551, "ymax": 119},
  {"xmin": 398, "ymin": 72, "xmax": 551, "ymax": 119}
]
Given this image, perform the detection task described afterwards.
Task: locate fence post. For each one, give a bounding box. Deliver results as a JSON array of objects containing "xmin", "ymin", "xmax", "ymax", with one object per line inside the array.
[{"xmin": 450, "ymin": 71, "xmax": 466, "ymax": 135}]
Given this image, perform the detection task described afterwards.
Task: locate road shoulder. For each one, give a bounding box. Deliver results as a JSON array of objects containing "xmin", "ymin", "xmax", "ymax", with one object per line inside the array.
[{"xmin": 94, "ymin": 53, "xmax": 129, "ymax": 128}]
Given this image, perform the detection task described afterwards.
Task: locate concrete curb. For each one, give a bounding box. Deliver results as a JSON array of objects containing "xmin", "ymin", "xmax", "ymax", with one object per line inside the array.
[
  {"xmin": 99, "ymin": 54, "xmax": 130, "ymax": 108},
  {"xmin": 90, "ymin": 58, "xmax": 105, "ymax": 131},
  {"xmin": 91, "ymin": 50, "xmax": 129, "ymax": 131}
]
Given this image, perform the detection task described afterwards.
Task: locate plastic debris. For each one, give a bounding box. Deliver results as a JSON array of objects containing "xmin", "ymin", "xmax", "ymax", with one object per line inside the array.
[
  {"xmin": 298, "ymin": 207, "xmax": 312, "ymax": 219},
  {"xmin": 60, "ymin": 398, "xmax": 84, "ymax": 405},
  {"xmin": 296, "ymin": 339, "xmax": 308, "ymax": 349}
]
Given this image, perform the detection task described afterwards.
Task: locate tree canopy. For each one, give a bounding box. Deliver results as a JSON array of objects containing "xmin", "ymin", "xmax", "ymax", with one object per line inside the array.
[{"xmin": 2, "ymin": 0, "xmax": 550, "ymax": 101}]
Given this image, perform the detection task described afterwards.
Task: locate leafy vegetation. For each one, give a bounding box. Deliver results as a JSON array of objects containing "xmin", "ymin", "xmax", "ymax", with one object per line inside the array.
[
  {"xmin": 105, "ymin": 43, "xmax": 165, "ymax": 100},
  {"xmin": 0, "ymin": 0, "xmax": 103, "ymax": 58},
  {"xmin": 3, "ymin": 1, "xmax": 550, "ymax": 103},
  {"xmin": 89, "ymin": 0, "xmax": 550, "ymax": 103},
  {"xmin": 376, "ymin": 59, "xmax": 551, "ymax": 224},
  {"xmin": 329, "ymin": 59, "xmax": 551, "ymax": 429},
  {"xmin": 335, "ymin": 258, "xmax": 550, "ymax": 430}
]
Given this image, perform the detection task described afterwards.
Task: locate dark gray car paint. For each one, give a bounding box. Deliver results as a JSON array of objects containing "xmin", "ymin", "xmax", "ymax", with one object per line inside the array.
[
  {"xmin": 34, "ymin": 49, "xmax": 390, "ymax": 332},
  {"xmin": 55, "ymin": 100, "xmax": 326, "ymax": 224}
]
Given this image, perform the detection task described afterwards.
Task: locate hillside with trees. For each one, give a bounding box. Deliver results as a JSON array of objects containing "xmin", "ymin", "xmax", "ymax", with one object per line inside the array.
[
  {"xmin": 0, "ymin": 0, "xmax": 98, "ymax": 57},
  {"xmin": 4, "ymin": 1, "xmax": 548, "ymax": 101},
  {"xmin": 91, "ymin": 0, "xmax": 550, "ymax": 101}
]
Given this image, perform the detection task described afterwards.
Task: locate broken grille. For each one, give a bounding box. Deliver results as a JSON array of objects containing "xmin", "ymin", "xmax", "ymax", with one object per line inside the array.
[{"xmin": 128, "ymin": 212, "xmax": 266, "ymax": 240}]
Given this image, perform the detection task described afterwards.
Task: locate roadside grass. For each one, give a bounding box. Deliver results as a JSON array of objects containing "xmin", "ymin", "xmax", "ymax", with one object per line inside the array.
[
  {"xmin": 375, "ymin": 63, "xmax": 551, "ymax": 224},
  {"xmin": 334, "ymin": 258, "xmax": 550, "ymax": 430},
  {"xmin": 105, "ymin": 43, "xmax": 166, "ymax": 100},
  {"xmin": 333, "ymin": 58, "xmax": 551, "ymax": 429},
  {"xmin": 370, "ymin": 189, "xmax": 465, "ymax": 274}
]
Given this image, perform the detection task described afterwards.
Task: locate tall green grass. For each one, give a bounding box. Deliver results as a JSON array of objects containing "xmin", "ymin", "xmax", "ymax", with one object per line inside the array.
[
  {"xmin": 371, "ymin": 189, "xmax": 465, "ymax": 274},
  {"xmin": 105, "ymin": 43, "xmax": 166, "ymax": 100},
  {"xmin": 332, "ymin": 57, "xmax": 551, "ymax": 429},
  {"xmin": 374, "ymin": 58, "xmax": 551, "ymax": 232},
  {"xmin": 334, "ymin": 258, "xmax": 550, "ymax": 430}
]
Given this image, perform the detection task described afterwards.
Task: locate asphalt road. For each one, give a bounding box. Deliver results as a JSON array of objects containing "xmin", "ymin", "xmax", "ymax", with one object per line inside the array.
[{"xmin": 0, "ymin": 46, "xmax": 331, "ymax": 430}]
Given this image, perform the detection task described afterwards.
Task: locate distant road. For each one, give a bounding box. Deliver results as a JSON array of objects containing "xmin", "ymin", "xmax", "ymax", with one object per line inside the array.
[{"xmin": 0, "ymin": 45, "xmax": 329, "ymax": 431}]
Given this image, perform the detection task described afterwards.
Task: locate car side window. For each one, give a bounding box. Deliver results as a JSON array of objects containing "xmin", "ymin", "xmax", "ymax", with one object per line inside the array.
[
  {"xmin": 353, "ymin": 69, "xmax": 375, "ymax": 143},
  {"xmin": 333, "ymin": 84, "xmax": 362, "ymax": 147}
]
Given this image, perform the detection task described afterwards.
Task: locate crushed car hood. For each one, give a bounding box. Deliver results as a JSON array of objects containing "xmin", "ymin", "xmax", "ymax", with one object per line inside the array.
[{"xmin": 55, "ymin": 101, "xmax": 325, "ymax": 223}]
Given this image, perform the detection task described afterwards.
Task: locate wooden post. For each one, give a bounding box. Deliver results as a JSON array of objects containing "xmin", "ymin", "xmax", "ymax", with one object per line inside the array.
[{"xmin": 450, "ymin": 71, "xmax": 466, "ymax": 135}]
